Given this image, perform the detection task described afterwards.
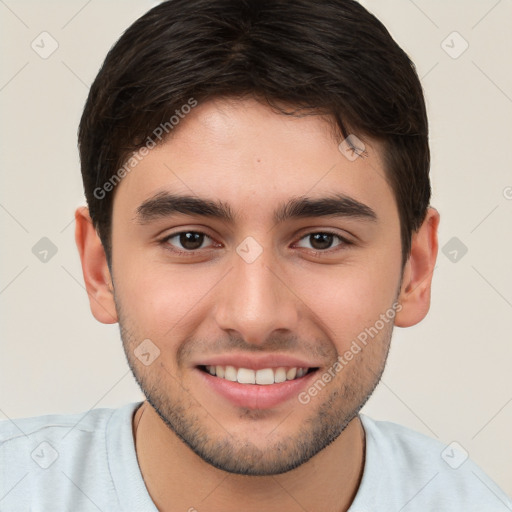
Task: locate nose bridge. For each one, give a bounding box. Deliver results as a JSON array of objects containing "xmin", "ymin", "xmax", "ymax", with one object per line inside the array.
[{"xmin": 214, "ymin": 245, "xmax": 299, "ymax": 344}]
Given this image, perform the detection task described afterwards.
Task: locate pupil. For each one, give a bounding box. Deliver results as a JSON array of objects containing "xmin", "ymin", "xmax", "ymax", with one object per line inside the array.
[
  {"xmin": 310, "ymin": 233, "xmax": 333, "ymax": 250},
  {"xmin": 180, "ymin": 232, "xmax": 204, "ymax": 250}
]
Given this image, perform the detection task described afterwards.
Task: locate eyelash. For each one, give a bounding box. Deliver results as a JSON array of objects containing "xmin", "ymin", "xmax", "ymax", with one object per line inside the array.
[{"xmin": 160, "ymin": 230, "xmax": 353, "ymax": 257}]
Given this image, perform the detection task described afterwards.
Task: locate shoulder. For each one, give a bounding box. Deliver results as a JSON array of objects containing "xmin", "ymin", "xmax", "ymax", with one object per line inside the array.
[
  {"xmin": 0, "ymin": 405, "xmax": 118, "ymax": 468},
  {"xmin": 352, "ymin": 414, "xmax": 512, "ymax": 511},
  {"xmin": 0, "ymin": 402, "xmax": 142, "ymax": 511},
  {"xmin": 0, "ymin": 405, "xmax": 115, "ymax": 443}
]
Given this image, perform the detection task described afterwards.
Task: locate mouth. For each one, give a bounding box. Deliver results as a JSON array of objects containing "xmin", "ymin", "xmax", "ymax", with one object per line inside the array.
[
  {"xmin": 198, "ymin": 365, "xmax": 318, "ymax": 384},
  {"xmin": 196, "ymin": 364, "xmax": 321, "ymax": 410}
]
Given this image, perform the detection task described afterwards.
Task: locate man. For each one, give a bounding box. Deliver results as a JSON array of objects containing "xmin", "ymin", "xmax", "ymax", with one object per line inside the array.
[{"xmin": 1, "ymin": 0, "xmax": 510, "ymax": 510}]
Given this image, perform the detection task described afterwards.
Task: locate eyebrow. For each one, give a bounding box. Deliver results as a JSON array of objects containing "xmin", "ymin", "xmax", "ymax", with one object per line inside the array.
[{"xmin": 135, "ymin": 191, "xmax": 377, "ymax": 225}]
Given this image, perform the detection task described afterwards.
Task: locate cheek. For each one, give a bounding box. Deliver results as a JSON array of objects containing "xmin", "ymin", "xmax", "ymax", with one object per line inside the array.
[
  {"xmin": 114, "ymin": 256, "xmax": 221, "ymax": 335},
  {"xmin": 292, "ymin": 256, "xmax": 401, "ymax": 345}
]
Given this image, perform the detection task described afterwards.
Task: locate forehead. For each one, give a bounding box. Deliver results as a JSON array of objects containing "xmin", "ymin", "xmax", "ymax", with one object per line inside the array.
[{"xmin": 112, "ymin": 98, "xmax": 396, "ymax": 223}]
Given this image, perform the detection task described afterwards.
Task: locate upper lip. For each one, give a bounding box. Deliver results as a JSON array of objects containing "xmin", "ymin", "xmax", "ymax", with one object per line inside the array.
[{"xmin": 194, "ymin": 353, "xmax": 321, "ymax": 371}]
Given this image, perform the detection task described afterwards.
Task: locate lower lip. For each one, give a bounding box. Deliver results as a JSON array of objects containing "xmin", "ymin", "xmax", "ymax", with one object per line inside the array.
[{"xmin": 196, "ymin": 368, "xmax": 319, "ymax": 410}]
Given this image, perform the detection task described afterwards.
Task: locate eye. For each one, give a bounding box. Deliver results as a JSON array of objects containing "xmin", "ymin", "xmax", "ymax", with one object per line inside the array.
[
  {"xmin": 163, "ymin": 231, "xmax": 215, "ymax": 251},
  {"xmin": 295, "ymin": 232, "xmax": 348, "ymax": 251}
]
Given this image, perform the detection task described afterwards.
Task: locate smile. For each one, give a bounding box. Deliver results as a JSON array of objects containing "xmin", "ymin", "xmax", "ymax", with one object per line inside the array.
[{"xmin": 201, "ymin": 365, "xmax": 316, "ymax": 385}]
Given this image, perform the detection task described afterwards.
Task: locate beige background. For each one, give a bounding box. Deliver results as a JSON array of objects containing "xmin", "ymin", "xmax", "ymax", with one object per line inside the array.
[{"xmin": 0, "ymin": 0, "xmax": 511, "ymax": 496}]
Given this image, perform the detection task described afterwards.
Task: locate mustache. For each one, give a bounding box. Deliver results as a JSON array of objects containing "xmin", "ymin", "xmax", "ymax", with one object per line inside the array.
[{"xmin": 176, "ymin": 332, "xmax": 335, "ymax": 365}]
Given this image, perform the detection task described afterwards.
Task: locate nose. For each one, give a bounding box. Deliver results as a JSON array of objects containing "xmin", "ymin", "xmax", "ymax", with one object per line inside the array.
[{"xmin": 213, "ymin": 247, "xmax": 300, "ymax": 346}]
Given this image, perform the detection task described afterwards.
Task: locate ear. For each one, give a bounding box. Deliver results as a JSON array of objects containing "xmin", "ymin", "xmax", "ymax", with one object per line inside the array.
[
  {"xmin": 74, "ymin": 207, "xmax": 118, "ymax": 324},
  {"xmin": 395, "ymin": 207, "xmax": 440, "ymax": 327}
]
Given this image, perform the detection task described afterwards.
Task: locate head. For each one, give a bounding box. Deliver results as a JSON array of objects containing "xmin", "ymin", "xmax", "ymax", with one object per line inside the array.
[{"xmin": 76, "ymin": 0, "xmax": 439, "ymax": 475}]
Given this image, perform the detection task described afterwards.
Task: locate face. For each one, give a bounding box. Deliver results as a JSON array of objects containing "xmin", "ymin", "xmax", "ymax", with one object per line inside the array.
[{"xmin": 109, "ymin": 98, "xmax": 404, "ymax": 475}]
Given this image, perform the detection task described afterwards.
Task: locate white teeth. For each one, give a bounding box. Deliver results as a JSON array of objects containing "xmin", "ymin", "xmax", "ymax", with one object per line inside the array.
[
  {"xmin": 274, "ymin": 367, "xmax": 287, "ymax": 383},
  {"xmin": 225, "ymin": 365, "xmax": 237, "ymax": 382},
  {"xmin": 255, "ymin": 368, "xmax": 274, "ymax": 385},
  {"xmin": 237, "ymin": 368, "xmax": 256, "ymax": 384},
  {"xmin": 286, "ymin": 367, "xmax": 297, "ymax": 380},
  {"xmin": 204, "ymin": 365, "xmax": 311, "ymax": 384}
]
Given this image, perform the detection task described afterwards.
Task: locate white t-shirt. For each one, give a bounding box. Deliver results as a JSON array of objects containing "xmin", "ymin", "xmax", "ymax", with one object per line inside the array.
[{"xmin": 1, "ymin": 402, "xmax": 510, "ymax": 511}]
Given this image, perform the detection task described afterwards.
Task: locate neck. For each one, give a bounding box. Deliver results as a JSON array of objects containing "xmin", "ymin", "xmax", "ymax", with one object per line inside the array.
[{"xmin": 133, "ymin": 401, "xmax": 365, "ymax": 512}]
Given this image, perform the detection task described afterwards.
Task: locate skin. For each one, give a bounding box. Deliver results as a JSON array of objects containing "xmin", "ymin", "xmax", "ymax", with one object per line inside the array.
[{"xmin": 75, "ymin": 97, "xmax": 439, "ymax": 512}]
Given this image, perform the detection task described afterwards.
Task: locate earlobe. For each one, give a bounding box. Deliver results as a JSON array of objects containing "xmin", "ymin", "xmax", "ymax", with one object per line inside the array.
[
  {"xmin": 75, "ymin": 207, "xmax": 118, "ymax": 324},
  {"xmin": 394, "ymin": 207, "xmax": 440, "ymax": 328}
]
